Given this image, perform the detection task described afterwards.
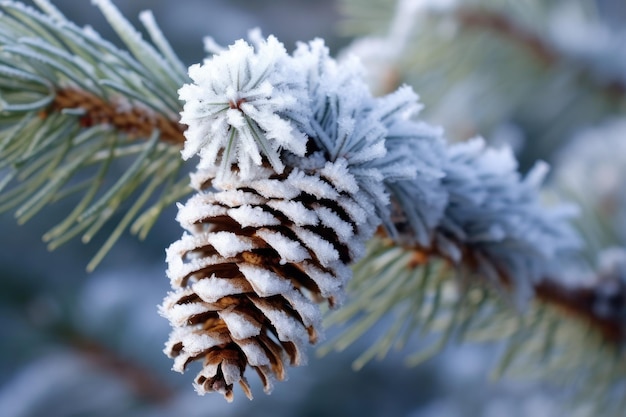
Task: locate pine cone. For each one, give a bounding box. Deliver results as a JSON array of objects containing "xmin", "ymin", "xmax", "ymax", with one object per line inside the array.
[{"xmin": 161, "ymin": 162, "xmax": 374, "ymax": 401}]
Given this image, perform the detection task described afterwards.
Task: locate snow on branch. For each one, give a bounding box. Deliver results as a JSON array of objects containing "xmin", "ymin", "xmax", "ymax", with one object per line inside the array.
[{"xmin": 165, "ymin": 31, "xmax": 585, "ymax": 401}]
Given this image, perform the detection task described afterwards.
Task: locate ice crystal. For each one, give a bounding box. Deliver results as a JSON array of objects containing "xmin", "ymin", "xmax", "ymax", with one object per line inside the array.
[
  {"xmin": 178, "ymin": 35, "xmax": 308, "ymax": 180},
  {"xmin": 439, "ymin": 138, "xmax": 580, "ymax": 301}
]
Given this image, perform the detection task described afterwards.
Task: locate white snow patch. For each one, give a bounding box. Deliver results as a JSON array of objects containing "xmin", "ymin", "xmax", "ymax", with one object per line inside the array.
[
  {"xmin": 249, "ymin": 178, "xmax": 300, "ymax": 199},
  {"xmin": 206, "ymin": 231, "xmax": 256, "ymax": 258},
  {"xmin": 163, "ymin": 302, "xmax": 207, "ymax": 327},
  {"xmin": 314, "ymin": 205, "xmax": 354, "ymax": 243},
  {"xmin": 281, "ymin": 289, "xmax": 322, "ymax": 329},
  {"xmin": 336, "ymin": 196, "xmax": 367, "ymax": 225},
  {"xmin": 291, "ymin": 227, "xmax": 339, "ymax": 267},
  {"xmin": 219, "ymin": 308, "xmax": 262, "ymax": 339},
  {"xmin": 221, "ymin": 362, "xmax": 242, "ymax": 386},
  {"xmin": 227, "ymin": 205, "xmax": 281, "ymax": 227},
  {"xmin": 235, "ymin": 339, "xmax": 271, "ymax": 367},
  {"xmin": 300, "ymin": 261, "xmax": 342, "ymax": 299},
  {"xmin": 287, "ymin": 169, "xmax": 338, "ymax": 199},
  {"xmin": 238, "ymin": 263, "xmax": 293, "ymax": 297},
  {"xmin": 255, "ymin": 229, "xmax": 310, "ymax": 263},
  {"xmin": 250, "ymin": 298, "xmax": 308, "ymax": 347},
  {"xmin": 321, "ymin": 159, "xmax": 359, "ymax": 193},
  {"xmin": 214, "ymin": 189, "xmax": 266, "ymax": 207},
  {"xmin": 177, "ymin": 202, "xmax": 228, "ymax": 229},
  {"xmin": 193, "ymin": 276, "xmax": 252, "ymax": 303},
  {"xmin": 266, "ymin": 199, "xmax": 319, "ymax": 226}
]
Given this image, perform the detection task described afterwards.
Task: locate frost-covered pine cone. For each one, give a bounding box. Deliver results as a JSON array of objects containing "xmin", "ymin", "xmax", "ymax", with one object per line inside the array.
[
  {"xmin": 162, "ymin": 161, "xmax": 374, "ymax": 400},
  {"xmin": 160, "ymin": 34, "xmax": 441, "ymax": 400}
]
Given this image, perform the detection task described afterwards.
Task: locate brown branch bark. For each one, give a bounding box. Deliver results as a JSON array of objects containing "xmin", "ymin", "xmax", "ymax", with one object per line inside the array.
[
  {"xmin": 455, "ymin": 7, "xmax": 626, "ymax": 97},
  {"xmin": 414, "ymin": 240, "xmax": 625, "ymax": 344},
  {"xmin": 50, "ymin": 88, "xmax": 186, "ymax": 145},
  {"xmin": 66, "ymin": 331, "xmax": 176, "ymax": 404},
  {"xmin": 455, "ymin": 8, "xmax": 558, "ymax": 66},
  {"xmin": 535, "ymin": 279, "xmax": 624, "ymax": 343}
]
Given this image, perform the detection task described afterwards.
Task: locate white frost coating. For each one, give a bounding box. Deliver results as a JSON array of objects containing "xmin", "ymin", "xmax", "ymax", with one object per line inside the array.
[
  {"xmin": 176, "ymin": 199, "xmax": 228, "ymax": 228},
  {"xmin": 221, "ymin": 362, "xmax": 243, "ymax": 386},
  {"xmin": 251, "ymin": 298, "xmax": 308, "ymax": 346},
  {"xmin": 164, "ymin": 327, "xmax": 187, "ymax": 351},
  {"xmin": 321, "ymin": 159, "xmax": 359, "ymax": 194},
  {"xmin": 219, "ymin": 308, "xmax": 262, "ymax": 339},
  {"xmin": 266, "ymin": 200, "xmax": 318, "ymax": 226},
  {"xmin": 336, "ymin": 196, "xmax": 367, "ymax": 226},
  {"xmin": 255, "ymin": 229, "xmax": 310, "ymax": 263},
  {"xmin": 138, "ymin": 9, "xmax": 187, "ymax": 79},
  {"xmin": 227, "ymin": 205, "xmax": 281, "ymax": 228},
  {"xmin": 180, "ymin": 331, "xmax": 229, "ymax": 356},
  {"xmin": 166, "ymin": 232, "xmax": 242, "ymax": 269},
  {"xmin": 160, "ymin": 288, "xmax": 194, "ymax": 314},
  {"xmin": 167, "ymin": 247, "xmax": 236, "ymax": 287},
  {"xmin": 291, "ymin": 227, "xmax": 339, "ymax": 267},
  {"xmin": 249, "ymin": 178, "xmax": 300, "ymax": 200},
  {"xmin": 214, "ymin": 189, "xmax": 267, "ymax": 207},
  {"xmin": 238, "ymin": 264, "xmax": 293, "ymax": 297},
  {"xmin": 281, "ymin": 288, "xmax": 322, "ymax": 329},
  {"xmin": 193, "ymin": 276, "xmax": 252, "ymax": 303},
  {"xmin": 554, "ymin": 118, "xmax": 626, "ymax": 244},
  {"xmin": 235, "ymin": 339, "xmax": 271, "ymax": 367},
  {"xmin": 178, "ymin": 35, "xmax": 308, "ymax": 180},
  {"xmin": 206, "ymin": 231, "xmax": 256, "ymax": 258},
  {"xmin": 193, "ymin": 363, "xmax": 219, "ymax": 392},
  {"xmin": 287, "ymin": 169, "xmax": 338, "ymax": 200},
  {"xmin": 300, "ymin": 262, "xmax": 341, "ymax": 298},
  {"xmin": 170, "ymin": 331, "xmax": 230, "ymax": 372},
  {"xmin": 441, "ymin": 137, "xmax": 580, "ymax": 293},
  {"xmin": 164, "ymin": 302, "xmax": 207, "ymax": 327},
  {"xmin": 314, "ymin": 205, "xmax": 354, "ymax": 243}
]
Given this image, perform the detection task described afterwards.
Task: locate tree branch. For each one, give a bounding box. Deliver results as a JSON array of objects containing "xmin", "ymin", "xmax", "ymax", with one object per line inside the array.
[
  {"xmin": 455, "ymin": 7, "xmax": 626, "ymax": 97},
  {"xmin": 410, "ymin": 239, "xmax": 625, "ymax": 345},
  {"xmin": 65, "ymin": 330, "xmax": 176, "ymax": 404},
  {"xmin": 51, "ymin": 88, "xmax": 186, "ymax": 145}
]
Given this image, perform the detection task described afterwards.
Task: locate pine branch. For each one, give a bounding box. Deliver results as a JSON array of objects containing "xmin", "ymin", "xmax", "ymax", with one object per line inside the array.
[
  {"xmin": 455, "ymin": 7, "xmax": 626, "ymax": 97},
  {"xmin": 324, "ymin": 234, "xmax": 626, "ymax": 413},
  {"xmin": 67, "ymin": 330, "xmax": 175, "ymax": 404},
  {"xmin": 455, "ymin": 7, "xmax": 557, "ymax": 67},
  {"xmin": 0, "ymin": 0, "xmax": 189, "ymax": 269},
  {"xmin": 159, "ymin": 27, "xmax": 622, "ymax": 406},
  {"xmin": 535, "ymin": 276, "xmax": 625, "ymax": 343},
  {"xmin": 2, "ymin": 0, "xmax": 624, "ymax": 412},
  {"xmin": 51, "ymin": 87, "xmax": 185, "ymax": 145}
]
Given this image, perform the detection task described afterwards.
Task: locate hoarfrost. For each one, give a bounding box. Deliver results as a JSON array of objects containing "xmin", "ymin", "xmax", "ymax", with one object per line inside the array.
[
  {"xmin": 206, "ymin": 231, "xmax": 255, "ymax": 258},
  {"xmin": 238, "ymin": 264, "xmax": 293, "ymax": 297},
  {"xmin": 266, "ymin": 200, "xmax": 319, "ymax": 226},
  {"xmin": 227, "ymin": 205, "xmax": 281, "ymax": 228},
  {"xmin": 255, "ymin": 229, "xmax": 310, "ymax": 263},
  {"xmin": 291, "ymin": 227, "xmax": 339, "ymax": 267},
  {"xmin": 219, "ymin": 308, "xmax": 262, "ymax": 339},
  {"xmin": 193, "ymin": 276, "xmax": 252, "ymax": 303},
  {"xmin": 178, "ymin": 35, "xmax": 308, "ymax": 180},
  {"xmin": 235, "ymin": 339, "xmax": 271, "ymax": 367},
  {"xmin": 250, "ymin": 298, "xmax": 308, "ymax": 347}
]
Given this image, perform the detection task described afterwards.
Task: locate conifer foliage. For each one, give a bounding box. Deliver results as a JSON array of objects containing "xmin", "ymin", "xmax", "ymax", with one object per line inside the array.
[{"xmin": 0, "ymin": 0, "xmax": 624, "ymax": 412}]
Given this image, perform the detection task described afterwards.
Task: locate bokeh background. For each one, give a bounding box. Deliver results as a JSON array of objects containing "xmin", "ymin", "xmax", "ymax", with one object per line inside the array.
[{"xmin": 2, "ymin": 0, "xmax": 625, "ymax": 416}]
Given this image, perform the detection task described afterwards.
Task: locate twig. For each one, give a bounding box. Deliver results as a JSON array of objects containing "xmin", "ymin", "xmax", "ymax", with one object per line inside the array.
[
  {"xmin": 455, "ymin": 7, "xmax": 626, "ymax": 97},
  {"xmin": 65, "ymin": 329, "xmax": 176, "ymax": 404},
  {"xmin": 50, "ymin": 88, "xmax": 186, "ymax": 145}
]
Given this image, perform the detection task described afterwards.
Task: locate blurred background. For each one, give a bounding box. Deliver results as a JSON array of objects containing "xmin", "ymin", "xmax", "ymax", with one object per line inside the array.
[{"xmin": 1, "ymin": 0, "xmax": 625, "ymax": 416}]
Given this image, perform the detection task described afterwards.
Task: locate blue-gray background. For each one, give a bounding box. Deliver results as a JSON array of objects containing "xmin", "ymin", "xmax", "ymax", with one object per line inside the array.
[{"xmin": 1, "ymin": 1, "xmax": 620, "ymax": 416}]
